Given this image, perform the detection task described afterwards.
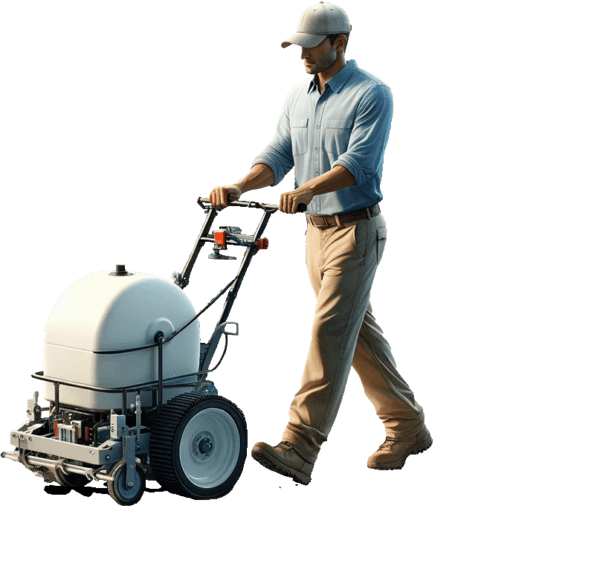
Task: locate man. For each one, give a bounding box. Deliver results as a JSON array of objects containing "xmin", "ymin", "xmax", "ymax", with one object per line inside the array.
[{"xmin": 209, "ymin": 2, "xmax": 431, "ymax": 485}]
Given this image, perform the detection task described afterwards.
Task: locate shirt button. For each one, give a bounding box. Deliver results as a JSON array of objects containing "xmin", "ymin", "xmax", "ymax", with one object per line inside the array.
[{"xmin": 316, "ymin": 125, "xmax": 320, "ymax": 129}]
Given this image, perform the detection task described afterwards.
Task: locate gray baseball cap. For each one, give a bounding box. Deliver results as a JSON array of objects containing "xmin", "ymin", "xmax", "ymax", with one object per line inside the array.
[{"xmin": 282, "ymin": 2, "xmax": 352, "ymax": 49}]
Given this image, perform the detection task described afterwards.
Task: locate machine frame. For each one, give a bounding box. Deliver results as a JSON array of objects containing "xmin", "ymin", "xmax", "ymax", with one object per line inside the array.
[{"xmin": 2, "ymin": 198, "xmax": 281, "ymax": 505}]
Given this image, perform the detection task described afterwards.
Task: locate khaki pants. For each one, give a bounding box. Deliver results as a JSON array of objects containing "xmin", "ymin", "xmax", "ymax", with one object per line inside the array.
[{"xmin": 282, "ymin": 212, "xmax": 425, "ymax": 463}]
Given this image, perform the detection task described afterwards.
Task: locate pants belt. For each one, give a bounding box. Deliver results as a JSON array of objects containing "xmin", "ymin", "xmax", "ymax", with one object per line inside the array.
[{"xmin": 307, "ymin": 204, "xmax": 381, "ymax": 228}]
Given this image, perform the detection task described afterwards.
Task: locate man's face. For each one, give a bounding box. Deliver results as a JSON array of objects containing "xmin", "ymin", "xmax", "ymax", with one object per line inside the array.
[{"xmin": 300, "ymin": 37, "xmax": 337, "ymax": 75}]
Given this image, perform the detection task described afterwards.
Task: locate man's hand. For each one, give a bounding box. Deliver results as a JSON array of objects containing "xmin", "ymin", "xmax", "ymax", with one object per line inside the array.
[
  {"xmin": 209, "ymin": 185, "xmax": 242, "ymax": 208},
  {"xmin": 279, "ymin": 188, "xmax": 314, "ymax": 214}
]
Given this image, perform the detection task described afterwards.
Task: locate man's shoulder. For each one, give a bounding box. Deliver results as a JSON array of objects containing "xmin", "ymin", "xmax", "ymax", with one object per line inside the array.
[{"xmin": 350, "ymin": 62, "xmax": 391, "ymax": 94}]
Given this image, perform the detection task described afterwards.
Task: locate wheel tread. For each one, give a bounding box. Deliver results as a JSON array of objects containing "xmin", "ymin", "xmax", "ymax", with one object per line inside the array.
[{"xmin": 149, "ymin": 393, "xmax": 247, "ymax": 500}]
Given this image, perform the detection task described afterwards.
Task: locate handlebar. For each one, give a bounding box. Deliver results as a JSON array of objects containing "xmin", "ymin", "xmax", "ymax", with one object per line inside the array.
[{"xmin": 198, "ymin": 198, "xmax": 307, "ymax": 214}]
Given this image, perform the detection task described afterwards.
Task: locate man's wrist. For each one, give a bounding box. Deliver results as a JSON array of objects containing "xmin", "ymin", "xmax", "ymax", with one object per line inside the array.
[{"xmin": 291, "ymin": 186, "xmax": 315, "ymax": 199}]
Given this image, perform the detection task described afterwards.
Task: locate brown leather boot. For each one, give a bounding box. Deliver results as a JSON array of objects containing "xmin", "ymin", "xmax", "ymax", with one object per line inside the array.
[
  {"xmin": 367, "ymin": 427, "xmax": 433, "ymax": 470},
  {"xmin": 251, "ymin": 441, "xmax": 314, "ymax": 485}
]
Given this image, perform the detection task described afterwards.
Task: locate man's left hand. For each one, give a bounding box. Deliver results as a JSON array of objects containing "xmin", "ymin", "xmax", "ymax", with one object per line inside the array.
[{"xmin": 279, "ymin": 188, "xmax": 314, "ymax": 214}]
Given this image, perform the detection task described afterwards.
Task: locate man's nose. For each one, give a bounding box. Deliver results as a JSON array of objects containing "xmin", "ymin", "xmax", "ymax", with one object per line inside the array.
[{"xmin": 301, "ymin": 47, "xmax": 310, "ymax": 59}]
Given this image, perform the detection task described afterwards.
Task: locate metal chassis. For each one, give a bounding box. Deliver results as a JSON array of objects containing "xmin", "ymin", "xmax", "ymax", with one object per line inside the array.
[{"xmin": 2, "ymin": 198, "xmax": 279, "ymax": 497}]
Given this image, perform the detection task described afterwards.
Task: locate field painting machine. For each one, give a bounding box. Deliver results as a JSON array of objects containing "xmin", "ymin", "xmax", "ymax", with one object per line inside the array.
[{"xmin": 2, "ymin": 197, "xmax": 296, "ymax": 505}]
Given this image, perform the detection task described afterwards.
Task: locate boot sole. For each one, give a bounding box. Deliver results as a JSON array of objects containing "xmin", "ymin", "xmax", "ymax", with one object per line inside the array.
[
  {"xmin": 367, "ymin": 433, "xmax": 433, "ymax": 471},
  {"xmin": 251, "ymin": 447, "xmax": 311, "ymax": 485}
]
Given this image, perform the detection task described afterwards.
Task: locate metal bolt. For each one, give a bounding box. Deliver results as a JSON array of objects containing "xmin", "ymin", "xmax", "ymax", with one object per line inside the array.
[
  {"xmin": 105, "ymin": 455, "xmax": 111, "ymax": 461},
  {"xmin": 127, "ymin": 481, "xmax": 134, "ymax": 488}
]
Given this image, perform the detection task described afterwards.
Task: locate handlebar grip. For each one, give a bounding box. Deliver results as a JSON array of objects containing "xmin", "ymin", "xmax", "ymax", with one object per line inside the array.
[
  {"xmin": 198, "ymin": 198, "xmax": 279, "ymax": 212},
  {"xmin": 199, "ymin": 197, "xmax": 305, "ymax": 214}
]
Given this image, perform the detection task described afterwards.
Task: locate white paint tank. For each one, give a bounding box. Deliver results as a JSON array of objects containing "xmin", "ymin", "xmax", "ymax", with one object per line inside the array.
[{"xmin": 43, "ymin": 267, "xmax": 200, "ymax": 410}]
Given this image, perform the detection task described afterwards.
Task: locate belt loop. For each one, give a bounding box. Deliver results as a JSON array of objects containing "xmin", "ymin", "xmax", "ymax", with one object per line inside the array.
[
  {"xmin": 366, "ymin": 205, "xmax": 372, "ymax": 220},
  {"xmin": 334, "ymin": 214, "xmax": 343, "ymax": 227}
]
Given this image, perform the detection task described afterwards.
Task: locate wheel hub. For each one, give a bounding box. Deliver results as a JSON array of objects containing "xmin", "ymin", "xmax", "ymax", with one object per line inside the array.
[
  {"xmin": 118, "ymin": 469, "xmax": 141, "ymax": 498},
  {"xmin": 199, "ymin": 437, "xmax": 213, "ymax": 455},
  {"xmin": 190, "ymin": 430, "xmax": 216, "ymax": 462}
]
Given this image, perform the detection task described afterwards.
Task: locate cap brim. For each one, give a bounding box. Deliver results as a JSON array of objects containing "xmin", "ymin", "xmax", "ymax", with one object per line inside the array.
[{"xmin": 281, "ymin": 32, "xmax": 327, "ymax": 49}]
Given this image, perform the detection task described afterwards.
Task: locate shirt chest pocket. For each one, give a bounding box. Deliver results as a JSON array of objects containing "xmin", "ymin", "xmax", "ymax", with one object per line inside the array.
[
  {"xmin": 291, "ymin": 118, "xmax": 309, "ymax": 156},
  {"xmin": 324, "ymin": 118, "xmax": 353, "ymax": 154}
]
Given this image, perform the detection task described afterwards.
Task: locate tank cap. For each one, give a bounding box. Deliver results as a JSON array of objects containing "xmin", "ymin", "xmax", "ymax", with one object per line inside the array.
[{"xmin": 110, "ymin": 264, "xmax": 133, "ymax": 276}]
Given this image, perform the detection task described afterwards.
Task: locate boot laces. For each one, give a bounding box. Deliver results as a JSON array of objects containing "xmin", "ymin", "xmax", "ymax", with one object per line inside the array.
[{"xmin": 378, "ymin": 437, "xmax": 397, "ymax": 451}]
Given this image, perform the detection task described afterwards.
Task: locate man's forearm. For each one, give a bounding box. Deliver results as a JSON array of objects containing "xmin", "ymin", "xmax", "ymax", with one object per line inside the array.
[
  {"xmin": 296, "ymin": 165, "xmax": 356, "ymax": 198},
  {"xmin": 279, "ymin": 165, "xmax": 356, "ymax": 214},
  {"xmin": 236, "ymin": 164, "xmax": 275, "ymax": 194}
]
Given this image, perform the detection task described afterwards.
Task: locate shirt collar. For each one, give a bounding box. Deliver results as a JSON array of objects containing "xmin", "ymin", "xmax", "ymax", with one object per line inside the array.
[{"xmin": 307, "ymin": 59, "xmax": 357, "ymax": 94}]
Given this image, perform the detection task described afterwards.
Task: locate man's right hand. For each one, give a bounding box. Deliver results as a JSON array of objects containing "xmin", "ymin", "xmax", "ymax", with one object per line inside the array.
[{"xmin": 208, "ymin": 185, "xmax": 242, "ymax": 208}]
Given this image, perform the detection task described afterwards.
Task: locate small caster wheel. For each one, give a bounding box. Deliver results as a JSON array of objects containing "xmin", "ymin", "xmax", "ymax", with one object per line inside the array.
[
  {"xmin": 54, "ymin": 469, "xmax": 91, "ymax": 489},
  {"xmin": 108, "ymin": 461, "xmax": 146, "ymax": 506}
]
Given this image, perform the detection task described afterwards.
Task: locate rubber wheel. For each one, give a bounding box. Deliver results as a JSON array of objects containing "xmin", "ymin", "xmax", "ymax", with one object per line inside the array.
[
  {"xmin": 107, "ymin": 461, "xmax": 146, "ymax": 506},
  {"xmin": 54, "ymin": 469, "xmax": 91, "ymax": 489},
  {"xmin": 149, "ymin": 394, "xmax": 247, "ymax": 500}
]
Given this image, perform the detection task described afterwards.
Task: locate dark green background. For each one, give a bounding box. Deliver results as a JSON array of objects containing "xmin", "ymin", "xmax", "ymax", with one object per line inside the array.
[{"xmin": 0, "ymin": 0, "xmax": 598, "ymax": 585}]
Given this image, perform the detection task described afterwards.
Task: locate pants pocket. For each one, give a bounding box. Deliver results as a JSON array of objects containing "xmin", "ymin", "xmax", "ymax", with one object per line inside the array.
[
  {"xmin": 351, "ymin": 221, "xmax": 368, "ymax": 260},
  {"xmin": 376, "ymin": 226, "xmax": 387, "ymax": 265}
]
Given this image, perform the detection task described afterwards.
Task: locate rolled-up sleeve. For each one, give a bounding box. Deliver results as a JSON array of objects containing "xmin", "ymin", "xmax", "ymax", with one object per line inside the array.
[
  {"xmin": 252, "ymin": 100, "xmax": 295, "ymax": 186},
  {"xmin": 333, "ymin": 85, "xmax": 393, "ymax": 187}
]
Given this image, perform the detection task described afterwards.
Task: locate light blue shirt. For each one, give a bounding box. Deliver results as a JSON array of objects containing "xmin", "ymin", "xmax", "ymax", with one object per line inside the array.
[{"xmin": 252, "ymin": 60, "xmax": 393, "ymax": 216}]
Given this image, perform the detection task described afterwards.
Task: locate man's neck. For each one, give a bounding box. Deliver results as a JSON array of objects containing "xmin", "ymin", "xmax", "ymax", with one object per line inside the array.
[{"xmin": 316, "ymin": 56, "xmax": 347, "ymax": 94}]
